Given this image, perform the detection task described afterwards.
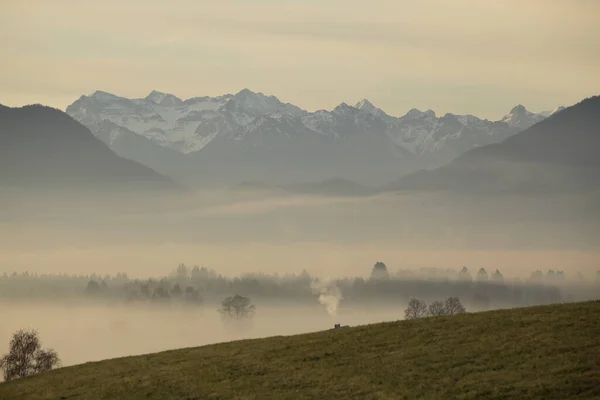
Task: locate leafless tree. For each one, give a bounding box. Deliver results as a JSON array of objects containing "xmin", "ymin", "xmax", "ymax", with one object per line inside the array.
[
  {"xmin": 444, "ymin": 297, "xmax": 466, "ymax": 316},
  {"xmin": 404, "ymin": 298, "xmax": 428, "ymax": 320},
  {"xmin": 0, "ymin": 329, "xmax": 60, "ymax": 382},
  {"xmin": 219, "ymin": 294, "xmax": 256, "ymax": 320},
  {"xmin": 428, "ymin": 300, "xmax": 447, "ymax": 316}
]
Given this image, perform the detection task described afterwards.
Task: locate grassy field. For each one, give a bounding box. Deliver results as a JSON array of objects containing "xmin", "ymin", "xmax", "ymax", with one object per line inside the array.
[{"xmin": 1, "ymin": 301, "xmax": 599, "ymax": 400}]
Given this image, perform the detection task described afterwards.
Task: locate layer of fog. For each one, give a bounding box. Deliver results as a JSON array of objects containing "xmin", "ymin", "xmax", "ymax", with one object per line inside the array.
[
  {"xmin": 1, "ymin": 187, "xmax": 599, "ymax": 370},
  {"xmin": 0, "ymin": 301, "xmax": 402, "ymax": 368},
  {"xmin": 1, "ymin": 188, "xmax": 599, "ymax": 279}
]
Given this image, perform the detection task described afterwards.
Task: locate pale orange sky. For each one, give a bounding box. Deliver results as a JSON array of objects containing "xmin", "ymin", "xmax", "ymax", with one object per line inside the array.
[{"xmin": 1, "ymin": 0, "xmax": 599, "ymax": 119}]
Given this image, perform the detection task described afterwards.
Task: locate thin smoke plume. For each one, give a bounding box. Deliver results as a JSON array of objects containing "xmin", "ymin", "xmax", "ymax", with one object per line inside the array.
[{"xmin": 310, "ymin": 279, "xmax": 343, "ymax": 317}]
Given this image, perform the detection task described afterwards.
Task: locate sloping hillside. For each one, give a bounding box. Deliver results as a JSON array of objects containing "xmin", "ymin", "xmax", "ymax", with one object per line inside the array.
[
  {"xmin": 1, "ymin": 301, "xmax": 599, "ymax": 399},
  {"xmin": 390, "ymin": 96, "xmax": 600, "ymax": 193},
  {"xmin": 0, "ymin": 104, "xmax": 180, "ymax": 192}
]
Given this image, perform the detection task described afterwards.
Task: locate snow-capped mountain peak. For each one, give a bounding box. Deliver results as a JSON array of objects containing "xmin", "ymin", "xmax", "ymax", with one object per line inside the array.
[
  {"xmin": 90, "ymin": 90, "xmax": 123, "ymax": 101},
  {"xmin": 402, "ymin": 108, "xmax": 436, "ymax": 120},
  {"xmin": 229, "ymin": 88, "xmax": 305, "ymax": 117},
  {"xmin": 145, "ymin": 90, "xmax": 183, "ymax": 106},
  {"xmin": 66, "ymin": 89, "xmax": 560, "ymax": 163},
  {"xmin": 540, "ymin": 106, "xmax": 566, "ymax": 117},
  {"xmin": 354, "ymin": 99, "xmax": 389, "ymax": 118},
  {"xmin": 355, "ymin": 99, "xmax": 375, "ymax": 111},
  {"xmin": 510, "ymin": 104, "xmax": 528, "ymax": 114},
  {"xmin": 501, "ymin": 104, "xmax": 546, "ymax": 130},
  {"xmin": 332, "ymin": 102, "xmax": 356, "ymax": 115}
]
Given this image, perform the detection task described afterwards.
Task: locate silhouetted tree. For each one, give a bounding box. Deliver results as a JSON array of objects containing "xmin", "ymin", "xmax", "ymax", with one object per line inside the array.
[
  {"xmin": 458, "ymin": 267, "xmax": 472, "ymax": 281},
  {"xmin": 444, "ymin": 297, "xmax": 466, "ymax": 315},
  {"xmin": 219, "ymin": 295, "xmax": 255, "ymax": 320},
  {"xmin": 404, "ymin": 298, "xmax": 428, "ymax": 320},
  {"xmin": 171, "ymin": 284, "xmax": 182, "ymax": 297},
  {"xmin": 175, "ymin": 263, "xmax": 189, "ymax": 282},
  {"xmin": 85, "ymin": 280, "xmax": 100, "ymax": 295},
  {"xmin": 530, "ymin": 270, "xmax": 543, "ymax": 283},
  {"xmin": 140, "ymin": 284, "xmax": 150, "ymax": 298},
  {"xmin": 428, "ymin": 300, "xmax": 447, "ymax": 317},
  {"xmin": 152, "ymin": 286, "xmax": 170, "ymax": 301},
  {"xmin": 190, "ymin": 266, "xmax": 202, "ymax": 281},
  {"xmin": 370, "ymin": 262, "xmax": 390, "ymax": 280},
  {"xmin": 0, "ymin": 329, "xmax": 60, "ymax": 382},
  {"xmin": 476, "ymin": 268, "xmax": 488, "ymax": 282},
  {"xmin": 184, "ymin": 286, "xmax": 201, "ymax": 303},
  {"xmin": 491, "ymin": 269, "xmax": 504, "ymax": 283}
]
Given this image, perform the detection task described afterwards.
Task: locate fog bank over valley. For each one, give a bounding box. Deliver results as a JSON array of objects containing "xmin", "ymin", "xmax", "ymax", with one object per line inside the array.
[{"xmin": 2, "ymin": 188, "xmax": 600, "ymax": 278}]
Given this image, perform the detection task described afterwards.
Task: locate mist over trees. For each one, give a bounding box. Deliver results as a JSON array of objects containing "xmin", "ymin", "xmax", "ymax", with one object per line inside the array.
[
  {"xmin": 370, "ymin": 262, "xmax": 390, "ymax": 280},
  {"xmin": 219, "ymin": 295, "xmax": 256, "ymax": 320},
  {"xmin": 404, "ymin": 297, "xmax": 467, "ymax": 319},
  {"xmin": 0, "ymin": 264, "xmax": 598, "ymax": 315}
]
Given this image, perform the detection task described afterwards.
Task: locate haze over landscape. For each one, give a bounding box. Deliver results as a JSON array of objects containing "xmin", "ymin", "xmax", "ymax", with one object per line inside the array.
[{"xmin": 1, "ymin": 1, "xmax": 600, "ymax": 398}]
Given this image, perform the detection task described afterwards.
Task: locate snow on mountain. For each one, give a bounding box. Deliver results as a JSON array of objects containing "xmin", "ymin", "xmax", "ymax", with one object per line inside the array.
[
  {"xmin": 300, "ymin": 102, "xmax": 389, "ymax": 140},
  {"xmin": 500, "ymin": 104, "xmax": 548, "ymax": 131},
  {"xmin": 145, "ymin": 90, "xmax": 184, "ymax": 106},
  {"xmin": 540, "ymin": 106, "xmax": 566, "ymax": 117},
  {"xmin": 66, "ymin": 89, "xmax": 310, "ymax": 154},
  {"xmin": 67, "ymin": 90, "xmax": 554, "ymax": 157},
  {"xmin": 355, "ymin": 99, "xmax": 379, "ymax": 114},
  {"xmin": 66, "ymin": 90, "xmax": 560, "ymax": 186}
]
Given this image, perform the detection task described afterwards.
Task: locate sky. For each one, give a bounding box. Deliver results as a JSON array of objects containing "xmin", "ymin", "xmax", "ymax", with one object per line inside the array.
[{"xmin": 1, "ymin": 0, "xmax": 599, "ymax": 120}]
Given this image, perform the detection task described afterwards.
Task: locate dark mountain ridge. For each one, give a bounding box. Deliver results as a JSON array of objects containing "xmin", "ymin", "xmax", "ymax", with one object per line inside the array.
[
  {"xmin": 0, "ymin": 104, "xmax": 181, "ymax": 192},
  {"xmin": 390, "ymin": 96, "xmax": 600, "ymax": 194}
]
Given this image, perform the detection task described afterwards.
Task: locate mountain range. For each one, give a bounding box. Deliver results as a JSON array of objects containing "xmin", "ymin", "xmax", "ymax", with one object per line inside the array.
[
  {"xmin": 391, "ymin": 96, "xmax": 600, "ymax": 194},
  {"xmin": 66, "ymin": 89, "xmax": 564, "ymax": 187}
]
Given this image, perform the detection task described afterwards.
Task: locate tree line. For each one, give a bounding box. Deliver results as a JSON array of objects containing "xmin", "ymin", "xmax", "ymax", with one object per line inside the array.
[
  {"xmin": 404, "ymin": 296, "xmax": 466, "ymax": 319},
  {"xmin": 1, "ymin": 264, "xmax": 598, "ymax": 310}
]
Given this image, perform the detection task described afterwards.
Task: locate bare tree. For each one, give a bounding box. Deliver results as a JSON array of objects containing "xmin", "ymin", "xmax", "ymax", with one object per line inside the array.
[
  {"xmin": 428, "ymin": 300, "xmax": 447, "ymax": 317},
  {"xmin": 0, "ymin": 329, "xmax": 60, "ymax": 382},
  {"xmin": 404, "ymin": 298, "xmax": 428, "ymax": 320},
  {"xmin": 444, "ymin": 297, "xmax": 466, "ymax": 316},
  {"xmin": 219, "ymin": 295, "xmax": 256, "ymax": 320}
]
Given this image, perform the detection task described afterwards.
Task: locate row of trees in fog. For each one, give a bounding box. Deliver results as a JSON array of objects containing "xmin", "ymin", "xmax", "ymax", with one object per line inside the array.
[
  {"xmin": 404, "ymin": 297, "xmax": 466, "ymax": 320},
  {"xmin": 370, "ymin": 262, "xmax": 589, "ymax": 284},
  {"xmin": 1, "ymin": 263, "xmax": 598, "ymax": 311}
]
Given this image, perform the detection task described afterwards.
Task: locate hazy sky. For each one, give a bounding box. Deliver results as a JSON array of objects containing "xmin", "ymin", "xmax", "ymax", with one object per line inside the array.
[{"xmin": 1, "ymin": 0, "xmax": 599, "ymax": 119}]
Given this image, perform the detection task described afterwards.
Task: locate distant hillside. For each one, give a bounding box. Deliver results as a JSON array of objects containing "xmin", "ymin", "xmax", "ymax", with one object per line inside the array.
[
  {"xmin": 0, "ymin": 104, "xmax": 181, "ymax": 192},
  {"xmin": 1, "ymin": 301, "xmax": 598, "ymax": 399},
  {"xmin": 390, "ymin": 96, "xmax": 600, "ymax": 193}
]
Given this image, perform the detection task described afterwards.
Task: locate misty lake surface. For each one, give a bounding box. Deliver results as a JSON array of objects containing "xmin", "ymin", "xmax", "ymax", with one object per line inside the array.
[{"xmin": 0, "ymin": 301, "xmax": 402, "ymax": 367}]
